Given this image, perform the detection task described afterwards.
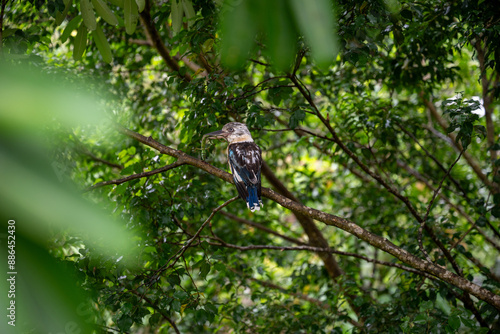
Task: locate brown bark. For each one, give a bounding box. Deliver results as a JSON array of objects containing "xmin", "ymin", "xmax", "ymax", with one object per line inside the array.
[
  {"xmin": 261, "ymin": 161, "xmax": 343, "ymax": 279},
  {"xmin": 120, "ymin": 127, "xmax": 500, "ymax": 311}
]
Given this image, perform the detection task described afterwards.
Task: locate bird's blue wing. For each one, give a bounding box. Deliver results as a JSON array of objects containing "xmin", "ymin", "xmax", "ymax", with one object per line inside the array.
[{"xmin": 228, "ymin": 143, "xmax": 262, "ymax": 202}]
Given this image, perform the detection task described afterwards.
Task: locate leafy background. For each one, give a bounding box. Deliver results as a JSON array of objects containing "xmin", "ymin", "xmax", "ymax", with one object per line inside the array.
[{"xmin": 1, "ymin": 0, "xmax": 500, "ymax": 333}]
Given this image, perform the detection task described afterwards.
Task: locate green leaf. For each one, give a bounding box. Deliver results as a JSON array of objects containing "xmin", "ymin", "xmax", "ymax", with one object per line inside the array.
[
  {"xmin": 149, "ymin": 313, "xmax": 162, "ymax": 326},
  {"xmin": 124, "ymin": 0, "xmax": 139, "ymax": 34},
  {"xmin": 492, "ymin": 205, "xmax": 500, "ymax": 218},
  {"xmin": 55, "ymin": 0, "xmax": 73, "ymax": 25},
  {"xmin": 414, "ymin": 313, "xmax": 428, "ymax": 324},
  {"xmin": 171, "ymin": 299, "xmax": 181, "ymax": 312},
  {"xmin": 448, "ymin": 315, "xmax": 461, "ymax": 330},
  {"xmin": 167, "ymin": 274, "xmax": 181, "ymax": 287},
  {"xmin": 219, "ymin": 0, "xmax": 257, "ymax": 69},
  {"xmin": 80, "ymin": 0, "xmax": 97, "ymax": 30},
  {"xmin": 289, "ymin": 109, "xmax": 306, "ymax": 129},
  {"xmin": 290, "ymin": 0, "xmax": 339, "ymax": 68},
  {"xmin": 73, "ymin": 23, "xmax": 88, "ymax": 61},
  {"xmin": 419, "ymin": 300, "xmax": 433, "ymax": 312},
  {"xmin": 143, "ymin": 246, "xmax": 157, "ymax": 253},
  {"xmin": 61, "ymin": 15, "xmax": 82, "ymax": 43},
  {"xmin": 136, "ymin": 0, "xmax": 145, "ymax": 12},
  {"xmin": 214, "ymin": 262, "xmax": 226, "ymax": 271},
  {"xmin": 205, "ymin": 302, "xmax": 218, "ymax": 315},
  {"xmin": 182, "ymin": 0, "xmax": 196, "ymax": 29},
  {"xmin": 117, "ymin": 315, "xmax": 133, "ymax": 332},
  {"xmin": 92, "ymin": 23, "xmax": 113, "ymax": 63},
  {"xmin": 262, "ymin": 0, "xmax": 297, "ymax": 71},
  {"xmin": 92, "ymin": 0, "xmax": 119, "ymax": 26},
  {"xmin": 173, "ymin": 290, "xmax": 189, "ymax": 300},
  {"xmin": 200, "ymin": 260, "xmax": 211, "ymax": 279},
  {"xmin": 171, "ymin": 0, "xmax": 184, "ymax": 35},
  {"xmin": 128, "ymin": 146, "xmax": 137, "ymax": 155}
]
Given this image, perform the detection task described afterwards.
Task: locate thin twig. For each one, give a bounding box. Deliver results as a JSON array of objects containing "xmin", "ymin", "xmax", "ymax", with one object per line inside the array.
[
  {"xmin": 85, "ymin": 160, "xmax": 185, "ymax": 191},
  {"xmin": 227, "ymin": 266, "xmax": 362, "ymax": 328},
  {"xmin": 397, "ymin": 121, "xmax": 467, "ymax": 198},
  {"xmin": 130, "ymin": 290, "xmax": 181, "ymax": 334},
  {"xmin": 220, "ymin": 211, "xmax": 308, "ymax": 245},
  {"xmin": 121, "ymin": 127, "xmax": 500, "ymax": 310},
  {"xmin": 148, "ymin": 196, "xmax": 239, "ymax": 285},
  {"xmin": 419, "ymin": 151, "xmax": 463, "ymax": 262},
  {"xmin": 227, "ymin": 85, "xmax": 295, "ymax": 101}
]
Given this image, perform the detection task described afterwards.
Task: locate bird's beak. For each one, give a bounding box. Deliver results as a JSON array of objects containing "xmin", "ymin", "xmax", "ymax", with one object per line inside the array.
[{"xmin": 203, "ymin": 130, "xmax": 228, "ymax": 141}]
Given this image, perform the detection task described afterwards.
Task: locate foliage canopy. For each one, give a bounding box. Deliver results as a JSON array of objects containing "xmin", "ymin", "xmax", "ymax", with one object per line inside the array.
[{"xmin": 1, "ymin": 0, "xmax": 500, "ymax": 333}]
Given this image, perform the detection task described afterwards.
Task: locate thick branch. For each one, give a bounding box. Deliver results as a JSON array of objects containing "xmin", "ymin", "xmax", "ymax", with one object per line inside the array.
[{"xmin": 121, "ymin": 127, "xmax": 500, "ymax": 311}]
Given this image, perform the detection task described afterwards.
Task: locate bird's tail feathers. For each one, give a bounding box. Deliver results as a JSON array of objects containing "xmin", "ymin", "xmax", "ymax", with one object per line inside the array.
[{"xmin": 247, "ymin": 185, "xmax": 262, "ymax": 212}]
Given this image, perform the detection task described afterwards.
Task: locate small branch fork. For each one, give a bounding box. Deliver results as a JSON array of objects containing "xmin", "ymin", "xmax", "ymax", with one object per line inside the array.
[
  {"xmin": 117, "ymin": 126, "xmax": 500, "ymax": 311},
  {"xmin": 418, "ymin": 151, "xmax": 464, "ymax": 263},
  {"xmin": 147, "ymin": 196, "xmax": 239, "ymax": 285}
]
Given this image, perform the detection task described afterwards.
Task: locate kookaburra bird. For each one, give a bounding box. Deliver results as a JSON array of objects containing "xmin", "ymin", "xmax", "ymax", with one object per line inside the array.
[{"xmin": 203, "ymin": 122, "xmax": 263, "ymax": 211}]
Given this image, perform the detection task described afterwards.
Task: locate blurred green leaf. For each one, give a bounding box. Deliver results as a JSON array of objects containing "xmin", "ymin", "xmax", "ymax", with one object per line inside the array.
[
  {"xmin": 219, "ymin": 0, "xmax": 257, "ymax": 69},
  {"xmin": 290, "ymin": 0, "xmax": 339, "ymax": 68}
]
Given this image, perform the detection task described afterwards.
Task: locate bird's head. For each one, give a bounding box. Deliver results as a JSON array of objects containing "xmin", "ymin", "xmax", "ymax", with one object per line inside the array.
[{"xmin": 203, "ymin": 122, "xmax": 254, "ymax": 144}]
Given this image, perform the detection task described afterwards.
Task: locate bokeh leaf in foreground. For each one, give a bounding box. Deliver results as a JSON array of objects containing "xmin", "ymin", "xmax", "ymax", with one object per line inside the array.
[{"xmin": 0, "ymin": 63, "xmax": 137, "ymax": 333}]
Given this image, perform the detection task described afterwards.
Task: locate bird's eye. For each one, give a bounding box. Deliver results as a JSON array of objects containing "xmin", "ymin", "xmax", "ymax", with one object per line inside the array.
[{"xmin": 228, "ymin": 127, "xmax": 234, "ymax": 132}]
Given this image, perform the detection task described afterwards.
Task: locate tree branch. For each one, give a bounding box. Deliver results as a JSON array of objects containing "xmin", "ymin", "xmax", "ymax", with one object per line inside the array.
[
  {"xmin": 288, "ymin": 74, "xmax": 463, "ymax": 276},
  {"xmin": 419, "ymin": 151, "xmax": 463, "ymax": 263},
  {"xmin": 397, "ymin": 121, "xmax": 467, "ymax": 198},
  {"xmin": 129, "ymin": 290, "xmax": 181, "ymax": 334},
  {"xmin": 421, "ymin": 94, "xmax": 497, "ymax": 191},
  {"xmin": 227, "ymin": 267, "xmax": 362, "ymax": 328},
  {"xmin": 397, "ymin": 159, "xmax": 500, "ymax": 253},
  {"xmin": 85, "ymin": 160, "xmax": 185, "ymax": 191},
  {"xmin": 139, "ymin": 6, "xmax": 192, "ymax": 82},
  {"xmin": 148, "ymin": 196, "xmax": 239, "ymax": 284},
  {"xmin": 120, "ymin": 127, "xmax": 500, "ymax": 311},
  {"xmin": 209, "ymin": 241, "xmax": 435, "ymax": 280},
  {"xmin": 220, "ymin": 211, "xmax": 308, "ymax": 245}
]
